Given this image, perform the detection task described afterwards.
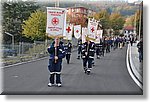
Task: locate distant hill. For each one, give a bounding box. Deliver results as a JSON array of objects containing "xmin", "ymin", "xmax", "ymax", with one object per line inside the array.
[{"xmin": 37, "ymin": 1, "xmax": 140, "ymax": 17}]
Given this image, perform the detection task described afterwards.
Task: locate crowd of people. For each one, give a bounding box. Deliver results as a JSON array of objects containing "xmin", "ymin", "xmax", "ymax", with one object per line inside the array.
[{"xmin": 46, "ymin": 34, "xmax": 142, "ymax": 87}]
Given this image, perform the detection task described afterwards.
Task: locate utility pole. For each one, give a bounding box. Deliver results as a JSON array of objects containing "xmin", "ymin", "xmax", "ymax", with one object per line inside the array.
[{"xmin": 55, "ymin": 0, "xmax": 59, "ymax": 7}]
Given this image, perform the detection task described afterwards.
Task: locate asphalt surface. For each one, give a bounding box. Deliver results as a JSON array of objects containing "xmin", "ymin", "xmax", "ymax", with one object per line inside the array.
[{"xmin": 2, "ymin": 47, "xmax": 142, "ymax": 95}]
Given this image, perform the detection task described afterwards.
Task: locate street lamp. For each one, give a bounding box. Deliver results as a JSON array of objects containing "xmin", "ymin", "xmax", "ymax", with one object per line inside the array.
[{"xmin": 4, "ymin": 32, "xmax": 14, "ymax": 50}]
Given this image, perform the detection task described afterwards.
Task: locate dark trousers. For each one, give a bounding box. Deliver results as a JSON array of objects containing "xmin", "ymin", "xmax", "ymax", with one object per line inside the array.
[
  {"xmin": 48, "ymin": 60, "xmax": 62, "ymax": 84},
  {"xmin": 139, "ymin": 51, "xmax": 143, "ymax": 62},
  {"xmin": 106, "ymin": 45, "xmax": 110, "ymax": 53},
  {"xmin": 83, "ymin": 58, "xmax": 93, "ymax": 71},
  {"xmin": 66, "ymin": 54, "xmax": 71, "ymax": 64},
  {"xmin": 96, "ymin": 48, "xmax": 100, "ymax": 56},
  {"xmin": 77, "ymin": 47, "xmax": 82, "ymax": 58}
]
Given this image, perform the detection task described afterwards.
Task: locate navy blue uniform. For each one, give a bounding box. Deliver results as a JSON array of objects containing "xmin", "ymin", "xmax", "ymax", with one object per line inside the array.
[
  {"xmin": 77, "ymin": 39, "xmax": 82, "ymax": 59},
  {"xmin": 137, "ymin": 40, "xmax": 143, "ymax": 62},
  {"xmin": 64, "ymin": 42, "xmax": 72, "ymax": 64},
  {"xmin": 95, "ymin": 43, "xmax": 101, "ymax": 59},
  {"xmin": 47, "ymin": 41, "xmax": 65, "ymax": 85},
  {"xmin": 81, "ymin": 41, "xmax": 95, "ymax": 74}
]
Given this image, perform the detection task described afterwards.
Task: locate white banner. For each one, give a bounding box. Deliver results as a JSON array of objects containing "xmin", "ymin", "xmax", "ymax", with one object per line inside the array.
[
  {"xmin": 99, "ymin": 30, "xmax": 103, "ymax": 39},
  {"xmin": 63, "ymin": 24, "xmax": 73, "ymax": 40},
  {"xmin": 74, "ymin": 25, "xmax": 81, "ymax": 39},
  {"xmin": 95, "ymin": 30, "xmax": 103, "ymax": 43},
  {"xmin": 46, "ymin": 7, "xmax": 67, "ymax": 37},
  {"xmin": 82, "ymin": 27, "xmax": 88, "ymax": 43},
  {"xmin": 87, "ymin": 18, "xmax": 98, "ymax": 41}
]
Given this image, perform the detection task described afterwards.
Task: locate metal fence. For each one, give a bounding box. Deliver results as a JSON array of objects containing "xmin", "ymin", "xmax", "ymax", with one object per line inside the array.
[{"xmin": 1, "ymin": 38, "xmax": 78, "ymax": 66}]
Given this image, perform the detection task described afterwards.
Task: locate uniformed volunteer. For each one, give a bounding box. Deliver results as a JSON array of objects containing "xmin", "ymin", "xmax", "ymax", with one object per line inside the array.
[
  {"xmin": 64, "ymin": 40, "xmax": 72, "ymax": 64},
  {"xmin": 81, "ymin": 39, "xmax": 95, "ymax": 75},
  {"xmin": 47, "ymin": 37, "xmax": 65, "ymax": 87},
  {"xmin": 77, "ymin": 39, "xmax": 82, "ymax": 59}
]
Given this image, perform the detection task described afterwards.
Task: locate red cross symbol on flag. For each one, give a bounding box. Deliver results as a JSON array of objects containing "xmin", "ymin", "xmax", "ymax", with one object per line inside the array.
[
  {"xmin": 91, "ymin": 27, "xmax": 94, "ymax": 33},
  {"xmin": 76, "ymin": 30, "xmax": 79, "ymax": 33},
  {"xmin": 66, "ymin": 26, "xmax": 71, "ymax": 33},
  {"xmin": 51, "ymin": 17, "xmax": 59, "ymax": 26}
]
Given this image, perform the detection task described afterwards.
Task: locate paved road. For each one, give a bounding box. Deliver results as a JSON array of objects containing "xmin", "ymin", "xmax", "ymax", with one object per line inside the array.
[{"xmin": 2, "ymin": 47, "xmax": 142, "ymax": 95}]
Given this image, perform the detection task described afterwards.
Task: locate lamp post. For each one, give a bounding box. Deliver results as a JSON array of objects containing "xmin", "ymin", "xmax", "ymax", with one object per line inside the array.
[{"xmin": 5, "ymin": 32, "xmax": 14, "ymax": 50}]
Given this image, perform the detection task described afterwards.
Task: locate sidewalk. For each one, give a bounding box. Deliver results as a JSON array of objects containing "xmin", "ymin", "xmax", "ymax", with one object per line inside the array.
[{"xmin": 130, "ymin": 42, "xmax": 143, "ymax": 83}]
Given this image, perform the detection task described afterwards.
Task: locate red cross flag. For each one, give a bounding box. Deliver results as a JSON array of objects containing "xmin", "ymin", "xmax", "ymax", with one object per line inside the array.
[
  {"xmin": 46, "ymin": 7, "xmax": 67, "ymax": 38},
  {"xmin": 74, "ymin": 25, "xmax": 81, "ymax": 39},
  {"xmin": 82, "ymin": 27, "xmax": 88, "ymax": 44},
  {"xmin": 63, "ymin": 24, "xmax": 73, "ymax": 40},
  {"xmin": 87, "ymin": 18, "xmax": 98, "ymax": 41}
]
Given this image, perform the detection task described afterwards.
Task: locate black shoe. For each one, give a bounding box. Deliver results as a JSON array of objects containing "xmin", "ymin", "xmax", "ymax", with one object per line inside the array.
[
  {"xmin": 86, "ymin": 71, "xmax": 90, "ymax": 75},
  {"xmin": 86, "ymin": 70, "xmax": 90, "ymax": 75}
]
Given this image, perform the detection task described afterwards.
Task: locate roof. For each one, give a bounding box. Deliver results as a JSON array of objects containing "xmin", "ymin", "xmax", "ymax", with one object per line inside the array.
[
  {"xmin": 67, "ymin": 6, "xmax": 88, "ymax": 9},
  {"xmin": 67, "ymin": 5, "xmax": 95, "ymax": 12},
  {"xmin": 124, "ymin": 26, "xmax": 134, "ymax": 30}
]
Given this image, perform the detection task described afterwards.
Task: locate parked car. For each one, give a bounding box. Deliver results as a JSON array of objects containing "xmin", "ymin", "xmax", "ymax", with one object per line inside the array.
[{"xmin": 1, "ymin": 48, "xmax": 17, "ymax": 57}]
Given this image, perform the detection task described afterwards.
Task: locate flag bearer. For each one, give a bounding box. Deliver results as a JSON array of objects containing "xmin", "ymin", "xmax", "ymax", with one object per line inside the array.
[{"xmin": 47, "ymin": 37, "xmax": 65, "ymax": 87}]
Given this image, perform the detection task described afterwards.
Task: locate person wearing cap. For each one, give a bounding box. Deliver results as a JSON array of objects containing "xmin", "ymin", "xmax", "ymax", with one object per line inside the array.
[{"xmin": 47, "ymin": 37, "xmax": 65, "ymax": 87}]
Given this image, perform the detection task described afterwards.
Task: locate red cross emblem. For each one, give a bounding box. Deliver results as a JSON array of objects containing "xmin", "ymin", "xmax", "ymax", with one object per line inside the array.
[
  {"xmin": 91, "ymin": 27, "xmax": 94, "ymax": 33},
  {"xmin": 51, "ymin": 17, "xmax": 59, "ymax": 26},
  {"xmin": 76, "ymin": 30, "xmax": 79, "ymax": 33},
  {"xmin": 66, "ymin": 26, "xmax": 71, "ymax": 33}
]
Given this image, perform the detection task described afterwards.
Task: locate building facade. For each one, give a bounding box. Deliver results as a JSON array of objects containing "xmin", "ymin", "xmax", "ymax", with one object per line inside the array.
[{"xmin": 67, "ymin": 6, "xmax": 96, "ymax": 27}]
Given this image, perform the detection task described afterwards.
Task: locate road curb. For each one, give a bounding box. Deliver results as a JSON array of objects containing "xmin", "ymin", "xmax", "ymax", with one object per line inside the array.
[{"xmin": 126, "ymin": 44, "xmax": 143, "ymax": 90}]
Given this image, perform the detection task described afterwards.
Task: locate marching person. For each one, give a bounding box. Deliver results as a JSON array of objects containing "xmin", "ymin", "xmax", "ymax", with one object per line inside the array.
[
  {"xmin": 77, "ymin": 39, "xmax": 82, "ymax": 59},
  {"xmin": 95, "ymin": 42, "xmax": 101, "ymax": 59},
  {"xmin": 81, "ymin": 38, "xmax": 95, "ymax": 75},
  {"xmin": 47, "ymin": 37, "xmax": 65, "ymax": 87},
  {"xmin": 64, "ymin": 40, "xmax": 72, "ymax": 64},
  {"xmin": 137, "ymin": 38, "xmax": 143, "ymax": 62}
]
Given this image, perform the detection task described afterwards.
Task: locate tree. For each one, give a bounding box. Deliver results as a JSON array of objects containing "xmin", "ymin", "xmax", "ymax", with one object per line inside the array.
[
  {"xmin": 93, "ymin": 10, "xmax": 110, "ymax": 35},
  {"xmin": 109, "ymin": 12, "xmax": 125, "ymax": 35},
  {"xmin": 22, "ymin": 10, "xmax": 46, "ymax": 41},
  {"xmin": 124, "ymin": 15, "xmax": 135, "ymax": 27},
  {"xmin": 2, "ymin": 1, "xmax": 39, "ymax": 43}
]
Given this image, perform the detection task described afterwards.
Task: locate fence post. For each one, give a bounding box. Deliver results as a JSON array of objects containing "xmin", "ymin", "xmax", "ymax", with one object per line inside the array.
[
  {"xmin": 22, "ymin": 42, "xmax": 24, "ymax": 55},
  {"xmin": 34, "ymin": 41, "xmax": 36, "ymax": 58},
  {"xmin": 19, "ymin": 42, "xmax": 21, "ymax": 57}
]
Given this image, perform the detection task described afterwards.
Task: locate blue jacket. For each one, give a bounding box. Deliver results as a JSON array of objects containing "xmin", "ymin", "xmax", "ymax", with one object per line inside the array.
[
  {"xmin": 64, "ymin": 42, "xmax": 72, "ymax": 54},
  {"xmin": 81, "ymin": 41, "xmax": 95, "ymax": 59},
  {"xmin": 47, "ymin": 41, "xmax": 65, "ymax": 62}
]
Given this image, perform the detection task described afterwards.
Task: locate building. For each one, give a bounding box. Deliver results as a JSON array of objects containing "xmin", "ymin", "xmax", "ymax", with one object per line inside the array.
[
  {"xmin": 123, "ymin": 25, "xmax": 135, "ymax": 36},
  {"xmin": 67, "ymin": 6, "xmax": 96, "ymax": 27}
]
